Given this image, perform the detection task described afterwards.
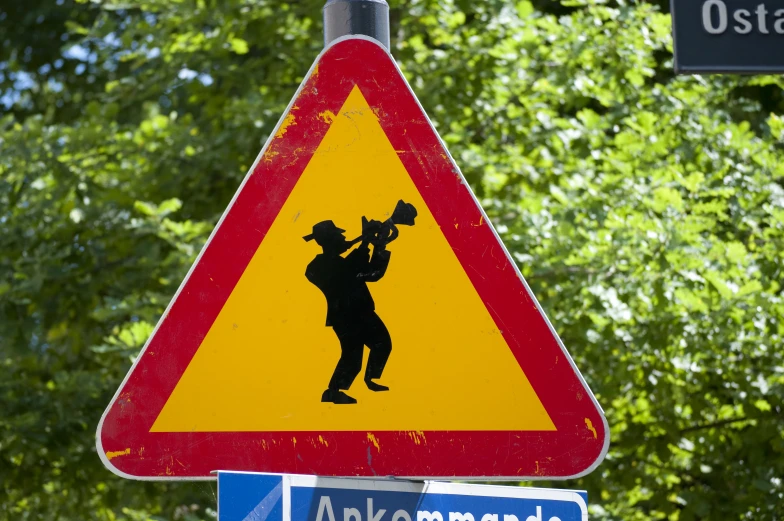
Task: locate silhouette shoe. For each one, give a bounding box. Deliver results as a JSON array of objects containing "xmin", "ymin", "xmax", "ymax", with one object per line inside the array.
[
  {"xmin": 365, "ymin": 379, "xmax": 389, "ymax": 392},
  {"xmin": 321, "ymin": 389, "xmax": 357, "ymax": 404}
]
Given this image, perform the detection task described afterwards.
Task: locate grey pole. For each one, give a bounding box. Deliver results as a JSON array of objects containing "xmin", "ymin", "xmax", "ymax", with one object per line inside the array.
[{"xmin": 323, "ymin": 0, "xmax": 390, "ymax": 50}]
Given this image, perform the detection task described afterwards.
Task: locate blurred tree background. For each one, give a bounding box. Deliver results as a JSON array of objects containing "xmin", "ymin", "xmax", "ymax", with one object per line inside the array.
[{"xmin": 1, "ymin": 0, "xmax": 783, "ymax": 519}]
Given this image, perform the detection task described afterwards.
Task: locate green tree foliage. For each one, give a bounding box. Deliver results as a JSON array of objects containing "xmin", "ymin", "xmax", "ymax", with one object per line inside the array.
[{"xmin": 1, "ymin": 0, "xmax": 782, "ymax": 519}]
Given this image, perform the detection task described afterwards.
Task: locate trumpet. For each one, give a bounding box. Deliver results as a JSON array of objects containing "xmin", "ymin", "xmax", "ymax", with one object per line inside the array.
[{"xmin": 347, "ymin": 200, "xmax": 417, "ymax": 247}]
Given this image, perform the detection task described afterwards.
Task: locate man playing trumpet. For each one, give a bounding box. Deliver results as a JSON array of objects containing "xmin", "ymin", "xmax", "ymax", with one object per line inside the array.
[{"xmin": 304, "ymin": 200, "xmax": 417, "ymax": 404}]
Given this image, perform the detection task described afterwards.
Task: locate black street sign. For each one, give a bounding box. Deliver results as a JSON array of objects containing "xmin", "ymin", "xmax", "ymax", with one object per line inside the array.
[{"xmin": 672, "ymin": 0, "xmax": 784, "ymax": 73}]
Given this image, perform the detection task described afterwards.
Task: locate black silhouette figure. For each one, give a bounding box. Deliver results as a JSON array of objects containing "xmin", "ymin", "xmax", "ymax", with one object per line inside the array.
[{"xmin": 304, "ymin": 201, "xmax": 417, "ymax": 404}]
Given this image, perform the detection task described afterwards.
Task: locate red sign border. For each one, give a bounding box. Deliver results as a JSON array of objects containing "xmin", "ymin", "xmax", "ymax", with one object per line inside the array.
[{"xmin": 97, "ymin": 36, "xmax": 609, "ymax": 480}]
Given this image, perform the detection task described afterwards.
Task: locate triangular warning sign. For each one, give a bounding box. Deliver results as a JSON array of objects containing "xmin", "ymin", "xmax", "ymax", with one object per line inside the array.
[{"xmin": 97, "ymin": 36, "xmax": 608, "ymax": 480}]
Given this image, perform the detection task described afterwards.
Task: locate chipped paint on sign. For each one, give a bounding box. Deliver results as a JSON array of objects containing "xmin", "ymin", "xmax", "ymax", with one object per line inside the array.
[
  {"xmin": 407, "ymin": 431, "xmax": 426, "ymax": 445},
  {"xmin": 276, "ymin": 113, "xmax": 297, "ymax": 138},
  {"xmin": 585, "ymin": 418, "xmax": 597, "ymax": 439},
  {"xmin": 318, "ymin": 110, "xmax": 336, "ymax": 124},
  {"xmin": 367, "ymin": 433, "xmax": 380, "ymax": 451},
  {"xmin": 105, "ymin": 448, "xmax": 131, "ymax": 460}
]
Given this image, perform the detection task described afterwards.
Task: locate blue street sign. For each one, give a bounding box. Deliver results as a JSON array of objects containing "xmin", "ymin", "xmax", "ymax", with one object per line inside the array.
[
  {"xmin": 671, "ymin": 0, "xmax": 784, "ymax": 73},
  {"xmin": 217, "ymin": 472, "xmax": 588, "ymax": 521}
]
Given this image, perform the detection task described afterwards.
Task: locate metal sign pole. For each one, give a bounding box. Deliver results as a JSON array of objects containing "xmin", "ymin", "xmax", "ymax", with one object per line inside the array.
[{"xmin": 323, "ymin": 0, "xmax": 390, "ymax": 49}]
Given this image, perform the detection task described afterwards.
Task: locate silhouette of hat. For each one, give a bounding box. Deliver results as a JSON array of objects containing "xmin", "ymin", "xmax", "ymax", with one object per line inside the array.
[{"xmin": 303, "ymin": 220, "xmax": 346, "ymax": 242}]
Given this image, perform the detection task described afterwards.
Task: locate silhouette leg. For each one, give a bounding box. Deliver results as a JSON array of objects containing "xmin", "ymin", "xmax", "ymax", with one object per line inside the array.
[
  {"xmin": 363, "ymin": 312, "xmax": 391, "ymax": 391},
  {"xmin": 323, "ymin": 323, "xmax": 363, "ymax": 404}
]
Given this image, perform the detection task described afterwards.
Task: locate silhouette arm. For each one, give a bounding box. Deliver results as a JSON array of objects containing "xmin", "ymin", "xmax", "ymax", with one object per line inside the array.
[
  {"xmin": 359, "ymin": 245, "xmax": 391, "ymax": 282},
  {"xmin": 346, "ymin": 243, "xmax": 390, "ymax": 282}
]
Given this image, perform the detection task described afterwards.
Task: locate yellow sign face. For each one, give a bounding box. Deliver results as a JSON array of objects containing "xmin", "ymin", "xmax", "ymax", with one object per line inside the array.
[{"xmin": 151, "ymin": 86, "xmax": 554, "ymax": 432}]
